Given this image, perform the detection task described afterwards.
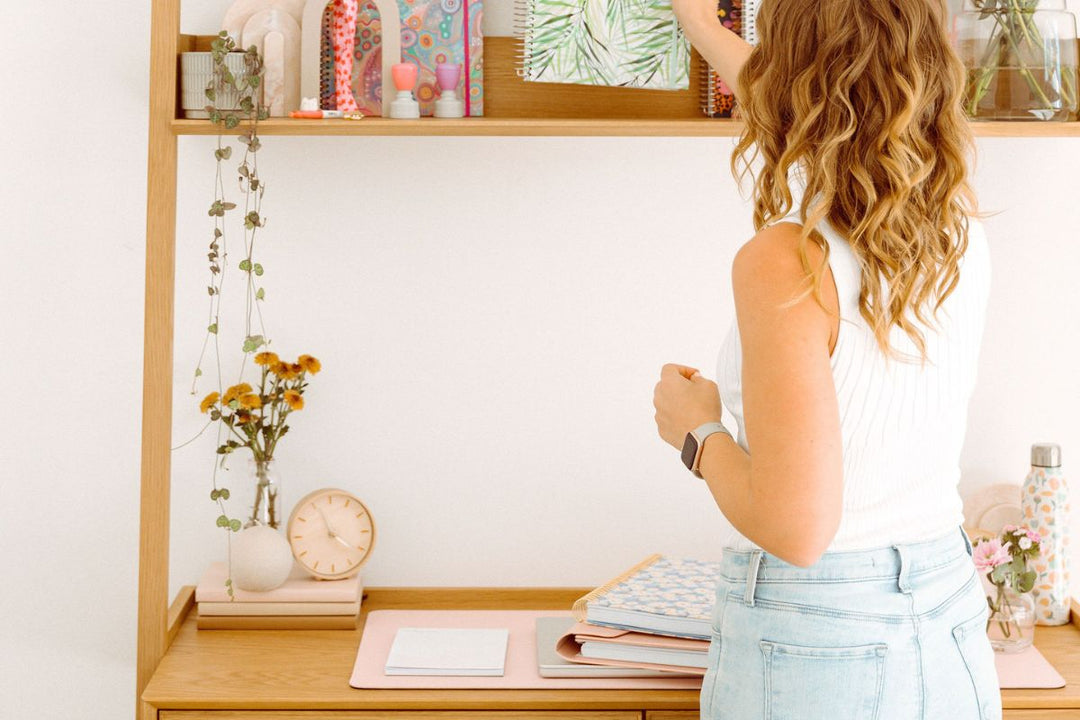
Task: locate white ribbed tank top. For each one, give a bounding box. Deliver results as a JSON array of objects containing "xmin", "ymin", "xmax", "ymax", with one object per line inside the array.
[{"xmin": 715, "ymin": 188, "xmax": 991, "ymax": 551}]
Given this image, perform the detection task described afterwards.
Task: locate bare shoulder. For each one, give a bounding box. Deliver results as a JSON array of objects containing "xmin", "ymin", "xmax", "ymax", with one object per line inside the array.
[{"xmin": 731, "ymin": 222, "xmax": 828, "ymax": 303}]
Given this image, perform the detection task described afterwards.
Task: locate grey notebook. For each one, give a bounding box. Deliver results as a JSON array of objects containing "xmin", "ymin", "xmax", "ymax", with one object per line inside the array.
[{"xmin": 534, "ymin": 616, "xmax": 676, "ymax": 678}]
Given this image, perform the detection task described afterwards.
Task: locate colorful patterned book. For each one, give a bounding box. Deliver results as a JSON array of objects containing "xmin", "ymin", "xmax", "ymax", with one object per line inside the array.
[
  {"xmin": 700, "ymin": 1, "xmax": 741, "ymax": 117},
  {"xmin": 321, "ymin": 0, "xmax": 484, "ymax": 116},
  {"xmin": 572, "ymin": 555, "xmax": 721, "ymax": 640},
  {"xmin": 516, "ymin": 0, "xmax": 690, "ymax": 90}
]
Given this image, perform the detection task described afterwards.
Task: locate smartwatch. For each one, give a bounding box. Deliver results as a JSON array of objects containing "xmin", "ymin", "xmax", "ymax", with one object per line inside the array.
[{"xmin": 680, "ymin": 422, "xmax": 732, "ymax": 479}]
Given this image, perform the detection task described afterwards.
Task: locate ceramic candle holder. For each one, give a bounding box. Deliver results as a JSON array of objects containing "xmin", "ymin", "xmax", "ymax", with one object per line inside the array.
[
  {"xmin": 389, "ymin": 62, "xmax": 420, "ymax": 119},
  {"xmin": 434, "ymin": 62, "xmax": 464, "ymax": 118}
]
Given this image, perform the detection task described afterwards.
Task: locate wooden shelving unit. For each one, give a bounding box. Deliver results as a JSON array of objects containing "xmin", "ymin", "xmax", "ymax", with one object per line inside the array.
[{"xmin": 139, "ymin": 2, "xmax": 1080, "ymax": 718}]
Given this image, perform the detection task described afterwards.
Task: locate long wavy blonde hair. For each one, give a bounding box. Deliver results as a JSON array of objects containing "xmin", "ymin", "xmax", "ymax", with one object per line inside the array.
[{"xmin": 732, "ymin": 0, "xmax": 981, "ymax": 361}]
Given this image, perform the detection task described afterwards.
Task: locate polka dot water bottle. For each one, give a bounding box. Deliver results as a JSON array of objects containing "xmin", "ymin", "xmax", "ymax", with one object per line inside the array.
[{"xmin": 1022, "ymin": 443, "xmax": 1071, "ymax": 625}]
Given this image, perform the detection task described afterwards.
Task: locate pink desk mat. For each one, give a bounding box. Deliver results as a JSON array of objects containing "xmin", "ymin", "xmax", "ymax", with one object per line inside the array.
[
  {"xmin": 349, "ymin": 609, "xmax": 703, "ymax": 690},
  {"xmin": 349, "ymin": 609, "xmax": 1064, "ymax": 691},
  {"xmin": 995, "ymin": 644, "xmax": 1066, "ymax": 689}
]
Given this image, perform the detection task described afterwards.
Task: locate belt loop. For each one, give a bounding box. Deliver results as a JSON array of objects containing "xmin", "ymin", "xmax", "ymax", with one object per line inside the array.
[
  {"xmin": 744, "ymin": 550, "xmax": 764, "ymax": 606},
  {"xmin": 959, "ymin": 524, "xmax": 974, "ymax": 557},
  {"xmin": 894, "ymin": 543, "xmax": 912, "ymax": 594}
]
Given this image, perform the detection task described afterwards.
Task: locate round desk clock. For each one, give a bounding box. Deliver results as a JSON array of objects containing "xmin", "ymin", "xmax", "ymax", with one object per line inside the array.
[{"xmin": 286, "ymin": 488, "xmax": 376, "ymax": 580}]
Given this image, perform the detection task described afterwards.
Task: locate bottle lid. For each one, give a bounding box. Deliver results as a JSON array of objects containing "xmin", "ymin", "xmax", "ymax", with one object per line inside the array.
[{"xmin": 1031, "ymin": 443, "xmax": 1061, "ymax": 468}]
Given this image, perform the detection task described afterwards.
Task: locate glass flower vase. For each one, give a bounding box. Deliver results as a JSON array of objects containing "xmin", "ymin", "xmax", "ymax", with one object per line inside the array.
[
  {"xmin": 986, "ymin": 581, "xmax": 1036, "ymax": 653},
  {"xmin": 244, "ymin": 457, "xmax": 281, "ymax": 529},
  {"xmin": 954, "ymin": 0, "xmax": 1078, "ymax": 121}
]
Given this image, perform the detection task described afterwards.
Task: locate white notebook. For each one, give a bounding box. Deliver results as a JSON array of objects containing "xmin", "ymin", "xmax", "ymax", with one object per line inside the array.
[{"xmin": 384, "ymin": 628, "xmax": 510, "ymax": 676}]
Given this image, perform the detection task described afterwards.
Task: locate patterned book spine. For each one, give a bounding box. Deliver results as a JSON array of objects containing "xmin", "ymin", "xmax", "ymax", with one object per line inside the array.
[
  {"xmin": 700, "ymin": 0, "xmax": 742, "ymax": 118},
  {"xmin": 319, "ymin": 2, "xmax": 336, "ymax": 110},
  {"xmin": 572, "ymin": 554, "xmax": 663, "ymax": 622}
]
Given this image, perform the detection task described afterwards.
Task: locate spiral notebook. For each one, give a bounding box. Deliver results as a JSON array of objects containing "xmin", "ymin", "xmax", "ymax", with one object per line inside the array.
[
  {"xmin": 516, "ymin": 0, "xmax": 690, "ymax": 90},
  {"xmin": 700, "ymin": 0, "xmax": 760, "ymax": 117}
]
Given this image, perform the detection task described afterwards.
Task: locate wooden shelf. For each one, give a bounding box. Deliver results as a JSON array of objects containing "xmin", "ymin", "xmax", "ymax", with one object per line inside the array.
[
  {"xmin": 142, "ymin": 587, "xmax": 1080, "ymax": 715},
  {"xmin": 171, "ymin": 116, "xmax": 1080, "ymax": 138},
  {"xmin": 172, "ymin": 36, "xmax": 1080, "ymax": 138}
]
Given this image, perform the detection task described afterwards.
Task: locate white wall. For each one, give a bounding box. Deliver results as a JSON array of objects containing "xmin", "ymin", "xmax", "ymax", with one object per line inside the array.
[{"xmin": 2, "ymin": 1, "xmax": 1079, "ymax": 718}]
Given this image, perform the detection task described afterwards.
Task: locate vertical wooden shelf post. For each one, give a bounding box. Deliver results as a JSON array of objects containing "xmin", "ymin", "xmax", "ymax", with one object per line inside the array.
[{"xmin": 137, "ymin": 0, "xmax": 180, "ymax": 718}]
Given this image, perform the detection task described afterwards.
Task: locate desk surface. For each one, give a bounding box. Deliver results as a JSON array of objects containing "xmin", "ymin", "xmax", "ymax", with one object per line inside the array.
[{"xmin": 142, "ymin": 587, "xmax": 1080, "ymax": 712}]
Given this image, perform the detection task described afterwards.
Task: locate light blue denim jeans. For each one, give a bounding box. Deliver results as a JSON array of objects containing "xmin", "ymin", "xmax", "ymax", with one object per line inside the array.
[{"xmin": 700, "ymin": 526, "xmax": 1000, "ymax": 720}]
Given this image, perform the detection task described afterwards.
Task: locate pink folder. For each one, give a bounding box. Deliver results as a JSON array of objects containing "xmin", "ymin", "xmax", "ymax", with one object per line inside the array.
[
  {"xmin": 349, "ymin": 609, "xmax": 703, "ymax": 690},
  {"xmin": 556, "ymin": 621, "xmax": 708, "ymax": 676}
]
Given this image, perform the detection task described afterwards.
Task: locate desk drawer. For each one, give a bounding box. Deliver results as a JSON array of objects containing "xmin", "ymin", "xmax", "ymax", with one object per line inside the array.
[{"xmin": 161, "ymin": 713, "xmax": 643, "ymax": 720}]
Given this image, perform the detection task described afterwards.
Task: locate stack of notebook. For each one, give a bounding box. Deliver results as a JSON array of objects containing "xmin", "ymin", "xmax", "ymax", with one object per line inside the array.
[
  {"xmin": 195, "ymin": 561, "xmax": 364, "ymax": 630},
  {"xmin": 551, "ymin": 554, "xmax": 721, "ymax": 675}
]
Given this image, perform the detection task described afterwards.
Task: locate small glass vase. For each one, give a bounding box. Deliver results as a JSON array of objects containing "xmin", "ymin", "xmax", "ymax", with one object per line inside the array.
[
  {"xmin": 986, "ymin": 581, "xmax": 1036, "ymax": 653},
  {"xmin": 954, "ymin": 0, "xmax": 1078, "ymax": 121},
  {"xmin": 244, "ymin": 457, "xmax": 281, "ymax": 529}
]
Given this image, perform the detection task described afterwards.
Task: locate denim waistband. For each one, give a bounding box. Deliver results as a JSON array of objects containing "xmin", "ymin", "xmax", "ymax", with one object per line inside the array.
[{"xmin": 719, "ymin": 525, "xmax": 973, "ymax": 588}]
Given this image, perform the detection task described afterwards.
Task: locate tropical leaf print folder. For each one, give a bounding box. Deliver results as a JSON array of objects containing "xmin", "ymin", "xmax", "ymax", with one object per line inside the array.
[{"xmin": 517, "ymin": 0, "xmax": 691, "ymax": 90}]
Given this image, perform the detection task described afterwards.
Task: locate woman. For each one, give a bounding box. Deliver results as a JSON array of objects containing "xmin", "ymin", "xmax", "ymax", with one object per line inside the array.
[{"xmin": 652, "ymin": 1, "xmax": 999, "ymax": 718}]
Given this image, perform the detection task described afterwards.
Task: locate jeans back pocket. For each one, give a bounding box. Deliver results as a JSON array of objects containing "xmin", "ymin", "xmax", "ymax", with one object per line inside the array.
[
  {"xmin": 760, "ymin": 640, "xmax": 888, "ymax": 720},
  {"xmin": 952, "ymin": 608, "xmax": 1002, "ymax": 720}
]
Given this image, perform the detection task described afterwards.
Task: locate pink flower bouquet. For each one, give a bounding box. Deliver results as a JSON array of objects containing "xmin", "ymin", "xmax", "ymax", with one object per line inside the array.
[{"xmin": 974, "ymin": 525, "xmax": 1042, "ymax": 640}]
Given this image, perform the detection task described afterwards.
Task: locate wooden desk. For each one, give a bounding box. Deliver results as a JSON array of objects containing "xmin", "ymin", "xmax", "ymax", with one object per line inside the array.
[{"xmin": 143, "ymin": 588, "xmax": 1080, "ymax": 719}]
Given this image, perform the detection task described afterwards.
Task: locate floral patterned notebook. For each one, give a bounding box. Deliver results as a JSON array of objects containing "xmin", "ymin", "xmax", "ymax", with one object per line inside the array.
[
  {"xmin": 517, "ymin": 0, "xmax": 690, "ymax": 90},
  {"xmin": 572, "ymin": 554, "xmax": 721, "ymax": 640},
  {"xmin": 321, "ymin": 0, "xmax": 484, "ymax": 116}
]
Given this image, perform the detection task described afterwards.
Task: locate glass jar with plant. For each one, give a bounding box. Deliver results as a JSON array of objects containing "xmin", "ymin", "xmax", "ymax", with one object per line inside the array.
[
  {"xmin": 973, "ymin": 524, "xmax": 1043, "ymax": 652},
  {"xmin": 955, "ymin": 0, "xmax": 1078, "ymax": 121},
  {"xmin": 199, "ymin": 352, "xmax": 321, "ymax": 529}
]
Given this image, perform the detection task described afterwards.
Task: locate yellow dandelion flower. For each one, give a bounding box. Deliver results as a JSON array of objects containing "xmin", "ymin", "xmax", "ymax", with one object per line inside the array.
[
  {"xmin": 223, "ymin": 383, "xmax": 253, "ymax": 405},
  {"xmin": 199, "ymin": 392, "xmax": 219, "ymax": 413},
  {"xmin": 283, "ymin": 390, "xmax": 304, "ymax": 411},
  {"xmin": 290, "ymin": 362, "xmax": 304, "ymax": 376},
  {"xmin": 239, "ymin": 393, "xmax": 262, "ymax": 410},
  {"xmin": 254, "ymin": 351, "xmax": 280, "ymax": 367},
  {"xmin": 298, "ymin": 354, "xmax": 321, "ymax": 374}
]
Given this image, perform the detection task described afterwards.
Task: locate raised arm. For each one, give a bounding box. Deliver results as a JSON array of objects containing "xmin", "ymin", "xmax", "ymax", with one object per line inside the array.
[{"xmin": 672, "ymin": 0, "xmax": 753, "ymax": 101}]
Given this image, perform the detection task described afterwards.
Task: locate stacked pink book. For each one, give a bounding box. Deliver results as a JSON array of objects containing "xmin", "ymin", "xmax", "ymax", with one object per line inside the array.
[{"xmin": 195, "ymin": 561, "xmax": 364, "ymax": 630}]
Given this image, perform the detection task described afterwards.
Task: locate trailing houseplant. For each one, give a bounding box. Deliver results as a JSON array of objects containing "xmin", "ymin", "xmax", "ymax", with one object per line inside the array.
[{"xmin": 185, "ymin": 32, "xmax": 316, "ymax": 597}]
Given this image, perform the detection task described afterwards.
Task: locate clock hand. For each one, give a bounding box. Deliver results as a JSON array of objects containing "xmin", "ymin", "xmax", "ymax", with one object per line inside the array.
[
  {"xmin": 332, "ymin": 534, "xmax": 355, "ymax": 551},
  {"xmin": 315, "ymin": 507, "xmax": 337, "ymax": 538},
  {"xmin": 316, "ymin": 507, "xmax": 354, "ymax": 551}
]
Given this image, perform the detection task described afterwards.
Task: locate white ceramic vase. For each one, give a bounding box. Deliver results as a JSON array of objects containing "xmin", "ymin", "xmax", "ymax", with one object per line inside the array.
[{"xmin": 229, "ymin": 524, "xmax": 294, "ymax": 591}]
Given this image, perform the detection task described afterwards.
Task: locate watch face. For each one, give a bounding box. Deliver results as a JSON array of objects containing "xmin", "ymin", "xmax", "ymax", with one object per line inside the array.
[
  {"xmin": 287, "ymin": 488, "xmax": 375, "ymax": 580},
  {"xmin": 680, "ymin": 432, "xmax": 699, "ymax": 471}
]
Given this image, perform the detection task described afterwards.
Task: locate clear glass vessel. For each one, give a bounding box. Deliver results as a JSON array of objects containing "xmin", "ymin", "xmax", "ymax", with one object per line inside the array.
[
  {"xmin": 244, "ymin": 457, "xmax": 281, "ymax": 529},
  {"xmin": 954, "ymin": 0, "xmax": 1078, "ymax": 121},
  {"xmin": 986, "ymin": 579, "xmax": 1037, "ymax": 653}
]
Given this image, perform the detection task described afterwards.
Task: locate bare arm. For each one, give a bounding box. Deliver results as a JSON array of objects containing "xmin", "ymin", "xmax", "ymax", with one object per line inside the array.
[
  {"xmin": 672, "ymin": 0, "xmax": 753, "ymax": 100},
  {"xmin": 701, "ymin": 224, "xmax": 843, "ymax": 566},
  {"xmin": 653, "ymin": 224, "xmax": 843, "ymax": 566}
]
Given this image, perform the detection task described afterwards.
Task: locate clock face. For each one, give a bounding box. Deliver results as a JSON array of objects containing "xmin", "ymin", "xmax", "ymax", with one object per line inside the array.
[{"xmin": 287, "ymin": 488, "xmax": 375, "ymax": 580}]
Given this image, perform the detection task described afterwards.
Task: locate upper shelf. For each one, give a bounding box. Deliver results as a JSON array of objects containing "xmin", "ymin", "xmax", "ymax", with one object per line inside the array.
[
  {"xmin": 174, "ymin": 35, "xmax": 1080, "ymax": 138},
  {"xmin": 171, "ymin": 116, "xmax": 1080, "ymax": 137}
]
